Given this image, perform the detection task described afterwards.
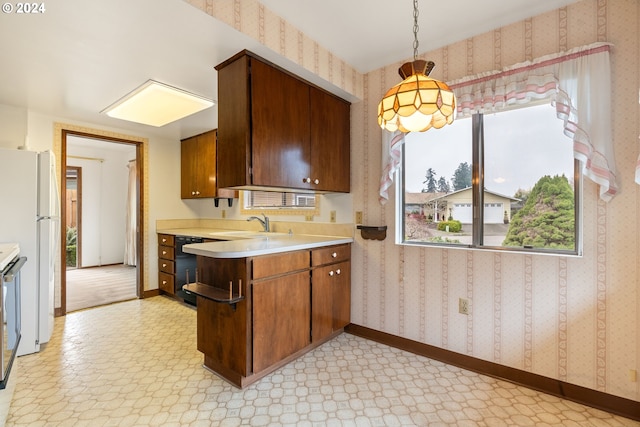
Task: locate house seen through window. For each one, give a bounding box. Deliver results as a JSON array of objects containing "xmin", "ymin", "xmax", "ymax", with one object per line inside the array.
[{"xmin": 399, "ymin": 103, "xmax": 580, "ymax": 255}]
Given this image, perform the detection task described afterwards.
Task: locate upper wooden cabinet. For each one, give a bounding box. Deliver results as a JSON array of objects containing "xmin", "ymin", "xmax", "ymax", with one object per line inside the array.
[
  {"xmin": 181, "ymin": 129, "xmax": 235, "ymax": 201},
  {"xmin": 215, "ymin": 50, "xmax": 351, "ymax": 193},
  {"xmin": 181, "ymin": 130, "xmax": 217, "ymax": 199}
]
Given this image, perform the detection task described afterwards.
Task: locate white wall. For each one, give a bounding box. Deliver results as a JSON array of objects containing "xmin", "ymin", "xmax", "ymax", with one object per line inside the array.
[{"xmin": 0, "ymin": 105, "xmax": 27, "ymax": 148}]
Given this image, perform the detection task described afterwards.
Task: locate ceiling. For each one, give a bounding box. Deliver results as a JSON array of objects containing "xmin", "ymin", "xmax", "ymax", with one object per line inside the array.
[{"xmin": 0, "ymin": 0, "xmax": 578, "ymax": 141}]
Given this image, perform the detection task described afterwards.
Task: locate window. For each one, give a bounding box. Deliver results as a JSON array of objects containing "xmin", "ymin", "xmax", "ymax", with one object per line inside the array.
[
  {"xmin": 240, "ymin": 190, "xmax": 320, "ymax": 216},
  {"xmin": 399, "ymin": 103, "xmax": 580, "ymax": 255}
]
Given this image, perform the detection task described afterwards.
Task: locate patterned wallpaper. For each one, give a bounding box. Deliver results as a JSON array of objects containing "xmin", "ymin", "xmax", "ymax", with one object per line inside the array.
[
  {"xmin": 354, "ymin": 0, "xmax": 638, "ymax": 402},
  {"xmin": 184, "ymin": 0, "xmax": 639, "ymax": 401}
]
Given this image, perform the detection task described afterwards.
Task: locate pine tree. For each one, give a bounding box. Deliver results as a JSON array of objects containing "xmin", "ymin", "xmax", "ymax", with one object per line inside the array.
[
  {"xmin": 451, "ymin": 162, "xmax": 472, "ymax": 191},
  {"xmin": 422, "ymin": 168, "xmax": 437, "ymax": 193},
  {"xmin": 437, "ymin": 176, "xmax": 450, "ymax": 193}
]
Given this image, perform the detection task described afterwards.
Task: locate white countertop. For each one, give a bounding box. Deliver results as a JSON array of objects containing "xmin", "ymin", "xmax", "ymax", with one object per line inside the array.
[
  {"xmin": 0, "ymin": 243, "xmax": 20, "ymax": 271},
  {"xmin": 181, "ymin": 232, "xmax": 353, "ymax": 258}
]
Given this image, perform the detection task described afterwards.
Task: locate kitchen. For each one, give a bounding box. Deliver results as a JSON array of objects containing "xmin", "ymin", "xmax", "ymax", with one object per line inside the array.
[{"xmin": 0, "ymin": 0, "xmax": 639, "ymax": 425}]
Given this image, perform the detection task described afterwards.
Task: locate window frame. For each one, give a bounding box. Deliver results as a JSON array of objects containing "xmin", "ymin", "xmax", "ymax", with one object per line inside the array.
[
  {"xmin": 396, "ymin": 108, "xmax": 583, "ymax": 256},
  {"xmin": 240, "ymin": 190, "xmax": 321, "ymax": 216}
]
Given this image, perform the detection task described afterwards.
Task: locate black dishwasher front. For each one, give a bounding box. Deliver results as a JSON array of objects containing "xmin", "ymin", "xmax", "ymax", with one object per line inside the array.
[{"xmin": 174, "ymin": 236, "xmax": 202, "ymax": 306}]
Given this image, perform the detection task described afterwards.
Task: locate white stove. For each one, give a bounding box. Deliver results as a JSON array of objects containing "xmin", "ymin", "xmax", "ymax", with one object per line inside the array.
[{"xmin": 0, "ymin": 243, "xmax": 20, "ymax": 272}]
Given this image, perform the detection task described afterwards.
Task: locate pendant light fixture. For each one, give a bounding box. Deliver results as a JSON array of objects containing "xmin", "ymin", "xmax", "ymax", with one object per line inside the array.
[{"xmin": 377, "ymin": 0, "xmax": 456, "ymax": 133}]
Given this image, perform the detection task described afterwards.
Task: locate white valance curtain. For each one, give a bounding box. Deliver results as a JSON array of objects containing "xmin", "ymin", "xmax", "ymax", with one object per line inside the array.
[{"xmin": 379, "ymin": 42, "xmax": 618, "ymax": 203}]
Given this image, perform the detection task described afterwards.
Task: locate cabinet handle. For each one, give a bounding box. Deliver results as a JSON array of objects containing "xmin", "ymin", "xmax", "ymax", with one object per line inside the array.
[
  {"xmin": 162, "ymin": 238, "xmax": 167, "ymax": 243},
  {"xmin": 191, "ymin": 191, "xmax": 196, "ymax": 195},
  {"xmin": 302, "ymin": 177, "xmax": 311, "ymax": 183},
  {"xmin": 162, "ymin": 263, "xmax": 167, "ymax": 268},
  {"xmin": 196, "ymin": 191, "xmax": 200, "ymax": 195},
  {"xmin": 336, "ymin": 269, "xmax": 341, "ymax": 275},
  {"xmin": 329, "ymin": 270, "xmax": 334, "ymax": 276},
  {"xmin": 332, "ymin": 252, "xmax": 337, "ymax": 258},
  {"xmin": 162, "ymin": 251, "xmax": 167, "ymax": 255},
  {"xmin": 162, "ymin": 280, "xmax": 167, "ymax": 285},
  {"xmin": 314, "ymin": 178, "xmax": 319, "ymax": 185}
]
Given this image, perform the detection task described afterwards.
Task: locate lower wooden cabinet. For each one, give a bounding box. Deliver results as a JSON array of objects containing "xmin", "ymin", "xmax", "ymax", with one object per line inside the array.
[
  {"xmin": 158, "ymin": 234, "xmax": 175, "ymax": 295},
  {"xmin": 253, "ymin": 270, "xmax": 310, "ymax": 372},
  {"xmin": 311, "ymin": 245, "xmax": 351, "ymax": 343},
  {"xmin": 189, "ymin": 243, "xmax": 351, "ymax": 388}
]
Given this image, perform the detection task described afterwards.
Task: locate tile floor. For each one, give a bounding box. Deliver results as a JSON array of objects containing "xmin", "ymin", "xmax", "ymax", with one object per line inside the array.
[{"xmin": 7, "ymin": 296, "xmax": 639, "ymax": 426}]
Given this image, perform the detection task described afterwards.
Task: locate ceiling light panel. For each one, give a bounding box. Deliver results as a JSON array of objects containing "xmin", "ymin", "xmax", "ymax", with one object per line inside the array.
[{"xmin": 102, "ymin": 80, "xmax": 214, "ymax": 127}]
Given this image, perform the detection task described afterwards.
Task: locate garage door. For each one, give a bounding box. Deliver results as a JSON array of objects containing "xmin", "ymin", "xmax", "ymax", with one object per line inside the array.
[
  {"xmin": 484, "ymin": 203, "xmax": 504, "ymax": 224},
  {"xmin": 452, "ymin": 203, "xmax": 472, "ymax": 223}
]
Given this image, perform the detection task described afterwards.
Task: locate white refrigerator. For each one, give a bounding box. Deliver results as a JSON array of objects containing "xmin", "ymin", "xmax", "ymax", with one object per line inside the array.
[{"xmin": 0, "ymin": 147, "xmax": 59, "ymax": 356}]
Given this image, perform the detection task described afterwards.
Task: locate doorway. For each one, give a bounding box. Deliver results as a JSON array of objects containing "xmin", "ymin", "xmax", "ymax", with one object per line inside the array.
[{"xmin": 60, "ymin": 130, "xmax": 144, "ymax": 315}]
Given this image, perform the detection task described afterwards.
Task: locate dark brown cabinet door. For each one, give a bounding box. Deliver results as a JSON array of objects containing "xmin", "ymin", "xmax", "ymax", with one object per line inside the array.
[
  {"xmin": 180, "ymin": 135, "xmax": 199, "ymax": 198},
  {"xmin": 252, "ymin": 270, "xmax": 310, "ymax": 373},
  {"xmin": 181, "ymin": 131, "xmax": 218, "ymax": 199},
  {"xmin": 311, "ymin": 264, "xmax": 333, "ymax": 343},
  {"xmin": 312, "ymin": 260, "xmax": 351, "ymax": 342},
  {"xmin": 332, "ymin": 260, "xmax": 351, "ymax": 330},
  {"xmin": 310, "ymin": 87, "xmax": 351, "ymax": 192},
  {"xmin": 251, "ymin": 59, "xmax": 311, "ymax": 189}
]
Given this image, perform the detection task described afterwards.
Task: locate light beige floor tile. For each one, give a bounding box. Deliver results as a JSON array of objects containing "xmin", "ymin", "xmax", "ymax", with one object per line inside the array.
[{"xmin": 6, "ymin": 296, "xmax": 640, "ymax": 426}]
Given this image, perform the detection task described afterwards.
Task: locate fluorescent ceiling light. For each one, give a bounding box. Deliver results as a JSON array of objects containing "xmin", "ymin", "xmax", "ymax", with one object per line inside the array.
[{"xmin": 102, "ymin": 80, "xmax": 214, "ymax": 127}]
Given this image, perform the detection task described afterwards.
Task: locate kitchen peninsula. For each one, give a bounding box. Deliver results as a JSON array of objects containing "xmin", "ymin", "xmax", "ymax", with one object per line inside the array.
[{"xmin": 180, "ymin": 231, "xmax": 353, "ymax": 388}]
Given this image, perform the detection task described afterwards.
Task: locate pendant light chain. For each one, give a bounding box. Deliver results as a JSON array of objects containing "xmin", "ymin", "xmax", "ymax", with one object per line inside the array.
[
  {"xmin": 377, "ymin": 0, "xmax": 456, "ymax": 132},
  {"xmin": 412, "ymin": 0, "xmax": 419, "ymax": 60}
]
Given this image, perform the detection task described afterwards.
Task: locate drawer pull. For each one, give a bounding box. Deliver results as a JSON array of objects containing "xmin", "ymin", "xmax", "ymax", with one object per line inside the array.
[
  {"xmin": 314, "ymin": 178, "xmax": 319, "ymax": 185},
  {"xmin": 162, "ymin": 263, "xmax": 167, "ymax": 268},
  {"xmin": 162, "ymin": 251, "xmax": 167, "ymax": 255},
  {"xmin": 162, "ymin": 238, "xmax": 167, "ymax": 243},
  {"xmin": 329, "ymin": 270, "xmax": 334, "ymax": 276},
  {"xmin": 336, "ymin": 269, "xmax": 341, "ymax": 275},
  {"xmin": 162, "ymin": 280, "xmax": 167, "ymax": 285},
  {"xmin": 332, "ymin": 252, "xmax": 337, "ymax": 258}
]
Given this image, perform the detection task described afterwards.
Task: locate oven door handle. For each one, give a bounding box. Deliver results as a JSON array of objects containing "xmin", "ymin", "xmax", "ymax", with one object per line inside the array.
[{"xmin": 3, "ymin": 257, "xmax": 26, "ymax": 282}]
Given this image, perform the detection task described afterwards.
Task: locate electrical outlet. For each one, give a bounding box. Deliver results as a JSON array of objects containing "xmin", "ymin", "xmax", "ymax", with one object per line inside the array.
[
  {"xmin": 330, "ymin": 210, "xmax": 336, "ymax": 223},
  {"xmin": 221, "ymin": 210, "xmax": 226, "ymax": 219},
  {"xmin": 459, "ymin": 298, "xmax": 469, "ymax": 315},
  {"xmin": 355, "ymin": 211, "xmax": 363, "ymax": 224}
]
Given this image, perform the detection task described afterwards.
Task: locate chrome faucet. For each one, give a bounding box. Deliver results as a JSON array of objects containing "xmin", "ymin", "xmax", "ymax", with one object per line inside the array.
[{"xmin": 247, "ymin": 213, "xmax": 270, "ymax": 232}]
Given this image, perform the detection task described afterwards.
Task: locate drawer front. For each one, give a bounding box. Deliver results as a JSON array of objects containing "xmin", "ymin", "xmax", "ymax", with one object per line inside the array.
[
  {"xmin": 159, "ymin": 272, "xmax": 175, "ymax": 294},
  {"xmin": 158, "ymin": 258, "xmax": 175, "ymax": 274},
  {"xmin": 252, "ymin": 250, "xmax": 310, "ymax": 280},
  {"xmin": 311, "ymin": 244, "xmax": 350, "ymax": 267},
  {"xmin": 158, "ymin": 234, "xmax": 175, "ymax": 246},
  {"xmin": 158, "ymin": 245, "xmax": 175, "ymax": 260}
]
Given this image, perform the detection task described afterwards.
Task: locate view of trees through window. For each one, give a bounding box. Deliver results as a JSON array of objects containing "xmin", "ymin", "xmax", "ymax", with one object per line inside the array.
[{"xmin": 401, "ymin": 103, "xmax": 578, "ymax": 254}]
